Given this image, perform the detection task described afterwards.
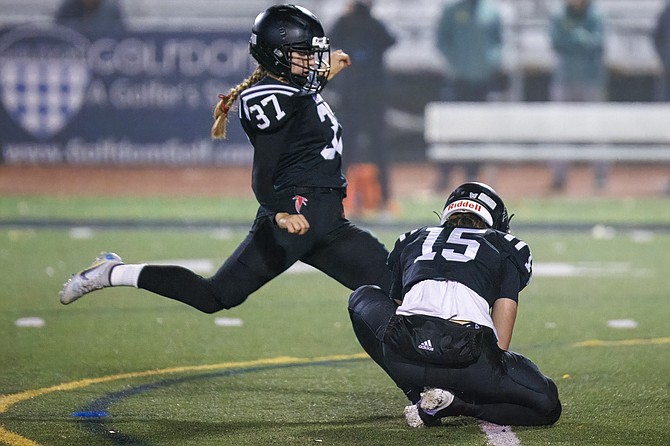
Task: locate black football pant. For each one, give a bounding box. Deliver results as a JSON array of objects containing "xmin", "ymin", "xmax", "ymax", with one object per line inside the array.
[
  {"xmin": 348, "ymin": 285, "xmax": 562, "ymax": 426},
  {"xmin": 137, "ymin": 188, "xmax": 390, "ymax": 313}
]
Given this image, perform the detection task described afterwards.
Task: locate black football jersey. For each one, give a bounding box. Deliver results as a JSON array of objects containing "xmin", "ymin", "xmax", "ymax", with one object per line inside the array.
[
  {"xmin": 238, "ymin": 77, "xmax": 346, "ymax": 210},
  {"xmin": 387, "ymin": 226, "xmax": 533, "ymax": 308}
]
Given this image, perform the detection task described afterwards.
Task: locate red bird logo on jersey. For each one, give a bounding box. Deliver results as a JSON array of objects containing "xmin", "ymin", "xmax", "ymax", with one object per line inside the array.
[{"xmin": 293, "ymin": 195, "xmax": 308, "ymax": 214}]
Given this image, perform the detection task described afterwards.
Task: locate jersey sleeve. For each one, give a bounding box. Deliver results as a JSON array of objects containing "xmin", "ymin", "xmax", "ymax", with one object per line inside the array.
[
  {"xmin": 239, "ymin": 86, "xmax": 298, "ymax": 135},
  {"xmin": 498, "ymin": 232, "xmax": 533, "ymax": 293},
  {"xmin": 498, "ymin": 259, "xmax": 522, "ymax": 302},
  {"xmin": 237, "ymin": 84, "xmax": 300, "ymax": 209}
]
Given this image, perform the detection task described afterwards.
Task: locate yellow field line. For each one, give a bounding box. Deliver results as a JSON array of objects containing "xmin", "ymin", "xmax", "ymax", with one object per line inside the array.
[
  {"xmin": 3, "ymin": 338, "xmax": 669, "ymax": 445},
  {"xmin": 0, "ymin": 353, "xmax": 367, "ymax": 446},
  {"xmin": 573, "ymin": 336, "xmax": 670, "ymax": 347}
]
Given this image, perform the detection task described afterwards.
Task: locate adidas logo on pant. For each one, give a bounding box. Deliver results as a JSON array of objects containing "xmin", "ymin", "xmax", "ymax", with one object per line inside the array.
[{"xmin": 418, "ymin": 339, "xmax": 434, "ymax": 351}]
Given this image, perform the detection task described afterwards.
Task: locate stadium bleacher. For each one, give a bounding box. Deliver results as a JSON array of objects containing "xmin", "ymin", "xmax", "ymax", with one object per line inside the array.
[
  {"xmin": 0, "ymin": 0, "xmax": 293, "ymax": 29},
  {"xmin": 0, "ymin": 0, "xmax": 665, "ymax": 76}
]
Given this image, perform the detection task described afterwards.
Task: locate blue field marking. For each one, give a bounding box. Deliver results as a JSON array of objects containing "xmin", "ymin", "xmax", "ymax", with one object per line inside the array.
[
  {"xmin": 71, "ymin": 411, "xmax": 108, "ymax": 418},
  {"xmin": 0, "ymin": 354, "xmax": 368, "ymax": 446},
  {"xmin": 74, "ymin": 358, "xmax": 365, "ymax": 445}
]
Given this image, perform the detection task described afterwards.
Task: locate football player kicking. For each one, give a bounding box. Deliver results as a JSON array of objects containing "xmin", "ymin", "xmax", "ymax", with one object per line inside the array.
[
  {"xmin": 348, "ymin": 182, "xmax": 562, "ymax": 427},
  {"xmin": 60, "ymin": 5, "xmax": 390, "ymax": 313}
]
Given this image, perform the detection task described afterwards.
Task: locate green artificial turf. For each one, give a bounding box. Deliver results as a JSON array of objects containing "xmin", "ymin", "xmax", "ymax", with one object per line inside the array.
[{"xmin": 1, "ymin": 195, "xmax": 668, "ymax": 445}]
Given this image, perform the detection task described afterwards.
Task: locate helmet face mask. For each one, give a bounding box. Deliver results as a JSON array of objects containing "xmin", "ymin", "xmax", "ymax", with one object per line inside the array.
[
  {"xmin": 286, "ymin": 37, "xmax": 330, "ymax": 92},
  {"xmin": 440, "ymin": 182, "xmax": 511, "ymax": 233},
  {"xmin": 249, "ymin": 5, "xmax": 331, "ymax": 93}
]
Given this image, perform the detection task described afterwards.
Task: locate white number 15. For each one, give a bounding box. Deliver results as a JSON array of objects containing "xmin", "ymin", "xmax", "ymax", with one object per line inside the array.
[{"xmin": 415, "ymin": 227, "xmax": 486, "ymax": 263}]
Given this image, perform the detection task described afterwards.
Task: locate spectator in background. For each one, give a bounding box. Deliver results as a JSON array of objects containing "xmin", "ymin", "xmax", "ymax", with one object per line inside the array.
[
  {"xmin": 55, "ymin": 0, "xmax": 125, "ymax": 32},
  {"xmin": 434, "ymin": 0, "xmax": 503, "ymax": 192},
  {"xmin": 329, "ymin": 0, "xmax": 396, "ymax": 219},
  {"xmin": 549, "ymin": 0, "xmax": 608, "ymax": 191},
  {"xmin": 653, "ymin": 1, "xmax": 670, "ymax": 101}
]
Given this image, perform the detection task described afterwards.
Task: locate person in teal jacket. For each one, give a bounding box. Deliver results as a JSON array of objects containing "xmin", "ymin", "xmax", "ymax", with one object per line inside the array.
[
  {"xmin": 550, "ymin": 0, "xmax": 606, "ymax": 102},
  {"xmin": 434, "ymin": 0, "xmax": 503, "ymax": 191},
  {"xmin": 436, "ymin": 0, "xmax": 503, "ymax": 101},
  {"xmin": 549, "ymin": 0, "xmax": 608, "ymax": 192}
]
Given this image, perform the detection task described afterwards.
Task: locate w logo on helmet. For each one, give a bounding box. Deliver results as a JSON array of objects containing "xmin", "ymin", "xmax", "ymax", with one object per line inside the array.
[
  {"xmin": 0, "ymin": 25, "xmax": 90, "ymax": 139},
  {"xmin": 311, "ymin": 36, "xmax": 329, "ymax": 49}
]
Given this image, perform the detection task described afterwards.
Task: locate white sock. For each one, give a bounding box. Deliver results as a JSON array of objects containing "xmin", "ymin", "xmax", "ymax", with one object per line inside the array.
[{"xmin": 110, "ymin": 264, "xmax": 147, "ymax": 288}]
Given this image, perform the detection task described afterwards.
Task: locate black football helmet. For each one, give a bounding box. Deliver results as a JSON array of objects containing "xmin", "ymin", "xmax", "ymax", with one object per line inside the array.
[
  {"xmin": 249, "ymin": 4, "xmax": 330, "ymax": 93},
  {"xmin": 440, "ymin": 182, "xmax": 512, "ymax": 232}
]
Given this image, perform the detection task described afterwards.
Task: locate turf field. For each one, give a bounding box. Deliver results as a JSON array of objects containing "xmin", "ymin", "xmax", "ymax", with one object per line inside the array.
[{"xmin": 1, "ymin": 195, "xmax": 669, "ymax": 445}]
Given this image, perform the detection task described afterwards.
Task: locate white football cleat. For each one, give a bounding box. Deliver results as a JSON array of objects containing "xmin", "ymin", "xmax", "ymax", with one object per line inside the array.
[
  {"xmin": 420, "ymin": 388, "xmax": 455, "ymax": 416},
  {"xmin": 403, "ymin": 404, "xmax": 424, "ymax": 428},
  {"xmin": 59, "ymin": 252, "xmax": 123, "ymax": 305},
  {"xmin": 404, "ymin": 388, "xmax": 455, "ymax": 428}
]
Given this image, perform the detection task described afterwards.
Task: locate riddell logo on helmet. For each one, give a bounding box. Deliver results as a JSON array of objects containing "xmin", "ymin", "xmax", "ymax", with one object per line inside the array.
[{"xmin": 447, "ymin": 200, "xmax": 482, "ymax": 212}]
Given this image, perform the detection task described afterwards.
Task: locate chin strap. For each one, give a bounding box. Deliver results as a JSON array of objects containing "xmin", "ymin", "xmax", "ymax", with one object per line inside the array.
[{"xmin": 501, "ymin": 213, "xmax": 514, "ymax": 233}]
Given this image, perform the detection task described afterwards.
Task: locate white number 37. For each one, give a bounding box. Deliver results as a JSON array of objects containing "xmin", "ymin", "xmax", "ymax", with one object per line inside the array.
[{"xmin": 249, "ymin": 94, "xmax": 286, "ymax": 130}]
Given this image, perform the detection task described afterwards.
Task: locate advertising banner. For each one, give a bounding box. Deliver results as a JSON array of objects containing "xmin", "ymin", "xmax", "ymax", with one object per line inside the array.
[{"xmin": 0, "ymin": 24, "xmax": 257, "ymax": 165}]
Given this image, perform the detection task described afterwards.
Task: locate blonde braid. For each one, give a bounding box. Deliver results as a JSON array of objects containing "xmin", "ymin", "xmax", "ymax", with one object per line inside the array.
[{"xmin": 211, "ymin": 66, "xmax": 268, "ymax": 139}]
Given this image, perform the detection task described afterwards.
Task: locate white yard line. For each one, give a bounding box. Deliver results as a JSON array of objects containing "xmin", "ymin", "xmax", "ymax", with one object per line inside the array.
[{"xmin": 479, "ymin": 421, "xmax": 521, "ymax": 446}]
